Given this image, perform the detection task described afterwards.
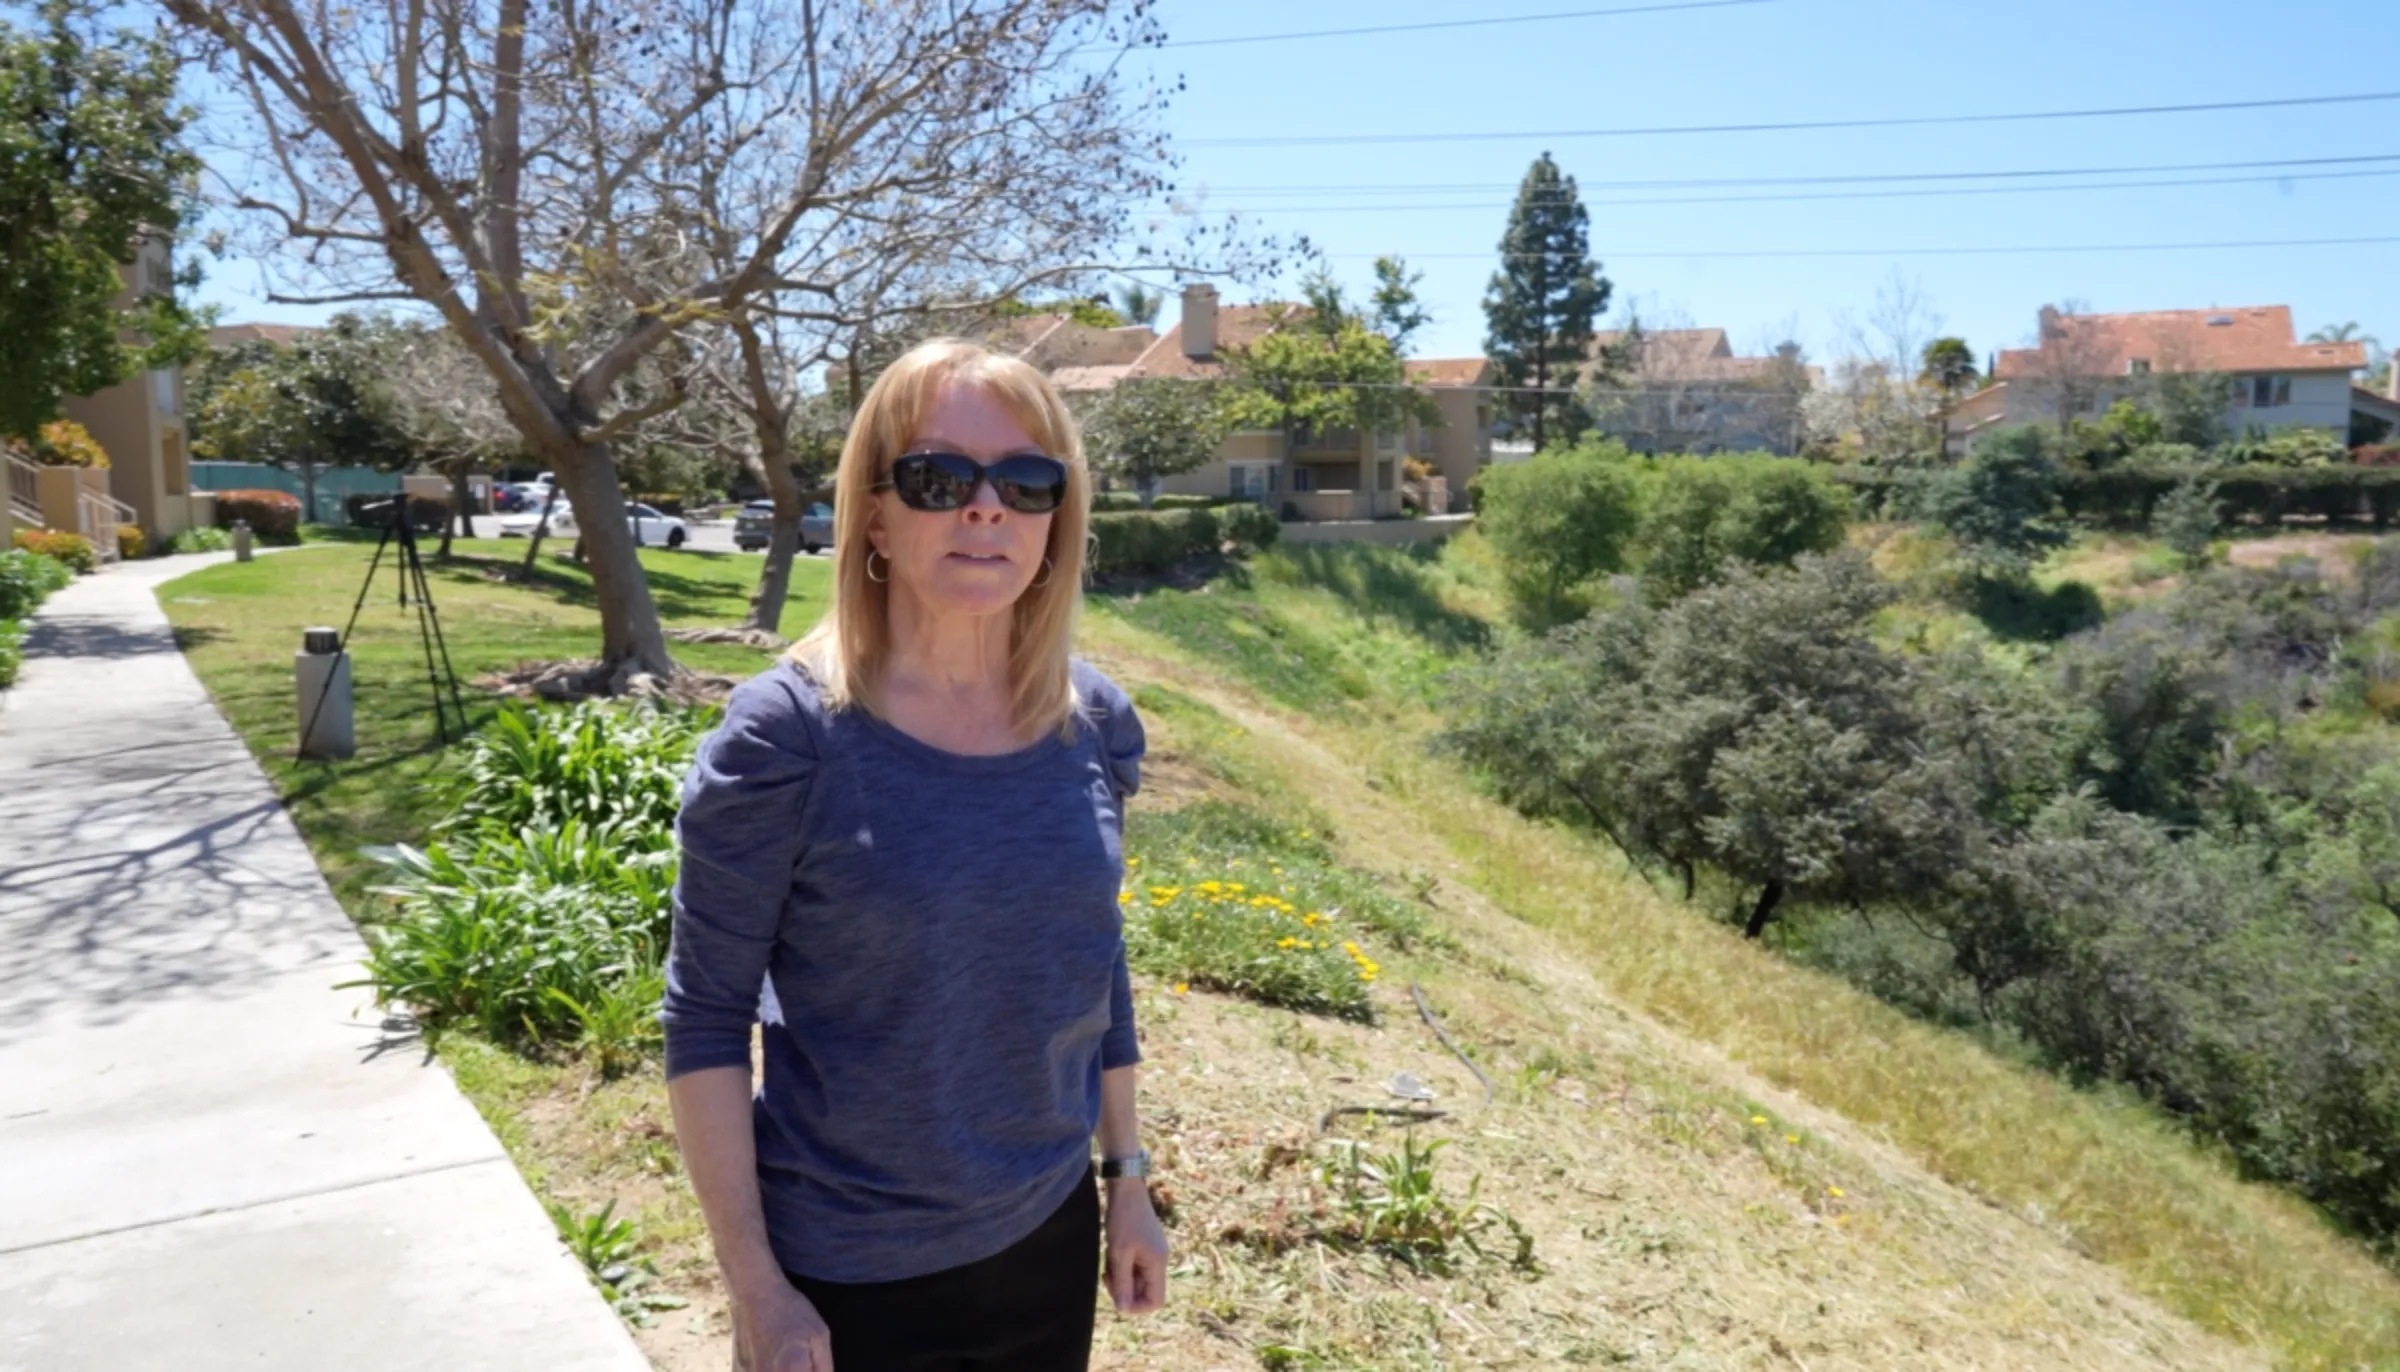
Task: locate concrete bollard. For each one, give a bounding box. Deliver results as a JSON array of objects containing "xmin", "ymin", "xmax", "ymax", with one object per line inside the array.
[
  {"xmin": 296, "ymin": 626, "xmax": 354, "ymax": 759},
  {"xmin": 232, "ymin": 520, "xmax": 254, "ymax": 562}
]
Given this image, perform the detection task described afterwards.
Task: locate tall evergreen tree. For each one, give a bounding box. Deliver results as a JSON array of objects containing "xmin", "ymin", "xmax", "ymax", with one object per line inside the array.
[{"xmin": 1482, "ymin": 152, "xmax": 1609, "ymax": 452}]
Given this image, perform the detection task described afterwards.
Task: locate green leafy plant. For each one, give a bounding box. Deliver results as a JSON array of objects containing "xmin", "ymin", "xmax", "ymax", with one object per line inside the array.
[
  {"xmin": 357, "ymin": 821, "xmax": 676, "ymax": 1049},
  {"xmin": 2151, "ymin": 477, "xmax": 2222, "ymax": 570},
  {"xmin": 0, "ymin": 617, "xmax": 21, "ymax": 688},
  {"xmin": 546, "ymin": 966, "xmax": 666, "ymax": 1079},
  {"xmin": 441, "ymin": 700, "xmax": 711, "ymax": 842},
  {"xmin": 1468, "ymin": 442, "xmax": 1641, "ymax": 625},
  {"xmin": 165, "ymin": 525, "xmax": 231, "ymax": 554},
  {"xmin": 1318, "ymin": 1134, "xmax": 1534, "ymax": 1274},
  {"xmin": 546, "ymin": 1198, "xmax": 689, "ymax": 1327},
  {"xmin": 0, "ymin": 547, "xmax": 73, "ymax": 618}
]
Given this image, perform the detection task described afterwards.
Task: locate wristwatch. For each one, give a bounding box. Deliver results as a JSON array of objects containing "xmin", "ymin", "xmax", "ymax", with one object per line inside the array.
[{"xmin": 1098, "ymin": 1148, "xmax": 1152, "ymax": 1180}]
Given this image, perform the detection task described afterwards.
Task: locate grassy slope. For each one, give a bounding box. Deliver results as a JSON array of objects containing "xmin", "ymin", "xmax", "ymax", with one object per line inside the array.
[{"xmin": 159, "ymin": 533, "xmax": 2400, "ymax": 1370}]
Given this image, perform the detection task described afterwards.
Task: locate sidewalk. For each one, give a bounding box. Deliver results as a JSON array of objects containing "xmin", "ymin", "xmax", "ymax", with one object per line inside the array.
[{"xmin": 0, "ymin": 553, "xmax": 650, "ymax": 1371}]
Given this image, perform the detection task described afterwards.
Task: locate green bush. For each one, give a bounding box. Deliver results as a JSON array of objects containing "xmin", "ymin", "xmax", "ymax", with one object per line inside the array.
[
  {"xmin": 11, "ymin": 528, "xmax": 95, "ymax": 573},
  {"xmin": 0, "ymin": 548, "xmax": 73, "ymax": 618},
  {"xmin": 1921, "ymin": 427, "xmax": 2070, "ymax": 569},
  {"xmin": 166, "ymin": 526, "xmax": 232, "ymax": 554},
  {"xmin": 2056, "ymin": 464, "xmax": 2400, "ymax": 528},
  {"xmin": 115, "ymin": 525, "xmax": 145, "ymax": 560},
  {"xmin": 1468, "ymin": 441, "xmax": 1642, "ymax": 624},
  {"xmin": 1091, "ymin": 491, "xmax": 1223, "ymax": 513},
  {"xmin": 1629, "ymin": 453, "xmax": 1849, "ymax": 599},
  {"xmin": 0, "ymin": 617, "xmax": 21, "ymax": 688},
  {"xmin": 359, "ymin": 822, "xmax": 677, "ymax": 1049},
  {"xmin": 441, "ymin": 701, "xmax": 712, "ymax": 841},
  {"xmin": 361, "ymin": 700, "xmax": 713, "ymax": 1053},
  {"xmin": 1086, "ymin": 505, "xmax": 1276, "ymax": 574},
  {"xmin": 1217, "ymin": 501, "xmax": 1280, "ymax": 552}
]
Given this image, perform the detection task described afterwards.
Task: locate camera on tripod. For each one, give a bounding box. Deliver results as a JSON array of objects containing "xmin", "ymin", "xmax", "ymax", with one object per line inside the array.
[{"xmin": 297, "ymin": 490, "xmax": 469, "ymax": 759}]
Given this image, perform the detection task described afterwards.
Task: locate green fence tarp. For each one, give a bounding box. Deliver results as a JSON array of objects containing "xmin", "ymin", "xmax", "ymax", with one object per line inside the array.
[{"xmin": 189, "ymin": 462, "xmax": 404, "ymax": 525}]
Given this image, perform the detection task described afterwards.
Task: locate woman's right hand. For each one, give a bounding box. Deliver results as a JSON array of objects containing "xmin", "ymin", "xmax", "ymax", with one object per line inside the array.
[{"xmin": 731, "ymin": 1281, "xmax": 834, "ymax": 1372}]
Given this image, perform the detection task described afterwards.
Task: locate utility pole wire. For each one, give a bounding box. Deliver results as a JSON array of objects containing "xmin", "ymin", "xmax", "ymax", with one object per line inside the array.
[
  {"xmin": 1146, "ymin": 0, "xmax": 1772, "ymax": 50},
  {"xmin": 1183, "ymin": 90, "xmax": 2400, "ymax": 149}
]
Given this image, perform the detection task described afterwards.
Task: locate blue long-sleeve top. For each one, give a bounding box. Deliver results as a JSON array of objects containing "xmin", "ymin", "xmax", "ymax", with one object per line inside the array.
[{"xmin": 660, "ymin": 656, "xmax": 1143, "ymax": 1283}]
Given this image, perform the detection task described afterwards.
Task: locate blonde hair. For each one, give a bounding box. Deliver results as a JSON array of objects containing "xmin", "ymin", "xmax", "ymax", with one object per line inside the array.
[{"xmin": 790, "ymin": 337, "xmax": 1092, "ymax": 740}]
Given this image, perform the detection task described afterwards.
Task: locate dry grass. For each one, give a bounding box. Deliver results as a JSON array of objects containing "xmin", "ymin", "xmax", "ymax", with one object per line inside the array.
[{"xmin": 1075, "ymin": 606, "xmax": 2400, "ymax": 1371}]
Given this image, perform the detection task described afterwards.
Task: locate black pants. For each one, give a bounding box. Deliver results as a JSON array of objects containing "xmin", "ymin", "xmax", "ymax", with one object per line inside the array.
[{"xmin": 785, "ymin": 1169, "xmax": 1101, "ymax": 1372}]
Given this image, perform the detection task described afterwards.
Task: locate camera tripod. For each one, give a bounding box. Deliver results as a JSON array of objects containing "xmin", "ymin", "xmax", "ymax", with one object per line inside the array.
[{"xmin": 299, "ymin": 499, "xmax": 470, "ymax": 758}]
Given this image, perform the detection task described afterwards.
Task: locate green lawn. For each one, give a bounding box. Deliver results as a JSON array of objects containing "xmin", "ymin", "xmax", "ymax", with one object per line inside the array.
[{"xmin": 159, "ymin": 538, "xmax": 829, "ymax": 913}]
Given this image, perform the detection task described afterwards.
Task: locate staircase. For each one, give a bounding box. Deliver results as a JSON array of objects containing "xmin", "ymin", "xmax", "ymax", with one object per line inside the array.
[
  {"xmin": 5, "ymin": 449, "xmax": 40, "ymax": 532},
  {"xmin": 7, "ymin": 448, "xmax": 135, "ymax": 563}
]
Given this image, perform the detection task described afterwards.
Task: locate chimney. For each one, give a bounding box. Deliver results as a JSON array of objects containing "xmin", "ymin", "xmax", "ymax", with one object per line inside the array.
[
  {"xmin": 2037, "ymin": 304, "xmax": 2062, "ymax": 342},
  {"xmin": 1180, "ymin": 283, "xmax": 1218, "ymax": 361}
]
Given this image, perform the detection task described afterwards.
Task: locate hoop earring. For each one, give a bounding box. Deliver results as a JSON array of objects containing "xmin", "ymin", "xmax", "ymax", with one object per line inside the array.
[
  {"xmin": 1028, "ymin": 556, "xmax": 1053, "ymax": 589},
  {"xmin": 865, "ymin": 548, "xmax": 890, "ymax": 584}
]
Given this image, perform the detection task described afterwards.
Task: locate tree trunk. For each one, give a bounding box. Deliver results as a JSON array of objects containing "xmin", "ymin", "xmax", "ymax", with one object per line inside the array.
[
  {"xmin": 1743, "ymin": 878, "xmax": 1786, "ymax": 939},
  {"xmin": 1681, "ymin": 861, "xmax": 1696, "ymax": 902},
  {"xmin": 742, "ymin": 444, "xmax": 805, "ymax": 634},
  {"xmin": 550, "ymin": 442, "xmax": 678, "ymax": 681},
  {"xmin": 520, "ymin": 481, "xmax": 561, "ymax": 580},
  {"xmin": 441, "ymin": 464, "xmax": 474, "ymax": 559}
]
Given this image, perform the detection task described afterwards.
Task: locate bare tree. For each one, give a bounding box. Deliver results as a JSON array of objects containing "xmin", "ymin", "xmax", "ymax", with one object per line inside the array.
[
  {"xmin": 166, "ymin": 0, "xmax": 1192, "ymax": 686},
  {"xmin": 370, "ymin": 318, "xmax": 519, "ymax": 557},
  {"xmin": 2015, "ymin": 298, "xmax": 2115, "ymax": 429}
]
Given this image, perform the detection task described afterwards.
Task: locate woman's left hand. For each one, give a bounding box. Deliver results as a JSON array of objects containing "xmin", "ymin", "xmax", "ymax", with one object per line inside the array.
[{"xmin": 1103, "ymin": 1178, "xmax": 1170, "ymax": 1315}]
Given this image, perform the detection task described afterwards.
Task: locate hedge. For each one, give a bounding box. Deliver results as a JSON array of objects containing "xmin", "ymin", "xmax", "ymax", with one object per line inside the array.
[
  {"xmin": 1088, "ymin": 504, "xmax": 1279, "ymax": 574},
  {"xmin": 1835, "ymin": 463, "xmax": 2400, "ymax": 530},
  {"xmin": 1091, "ymin": 490, "xmax": 1226, "ymax": 513},
  {"xmin": 213, "ymin": 488, "xmax": 304, "ymax": 538}
]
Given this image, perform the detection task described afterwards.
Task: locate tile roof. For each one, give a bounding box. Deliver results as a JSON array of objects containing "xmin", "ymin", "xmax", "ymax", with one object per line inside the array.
[
  {"xmin": 1124, "ymin": 303, "xmax": 1290, "ymax": 380},
  {"xmin": 1404, "ymin": 357, "xmax": 1491, "ymax": 387},
  {"xmin": 1993, "ymin": 305, "xmax": 2366, "ymax": 379},
  {"xmin": 1047, "ymin": 364, "xmax": 1134, "ymax": 394},
  {"xmin": 1590, "ymin": 327, "xmax": 1817, "ymax": 385},
  {"xmin": 209, "ymin": 321, "xmax": 317, "ymax": 349}
]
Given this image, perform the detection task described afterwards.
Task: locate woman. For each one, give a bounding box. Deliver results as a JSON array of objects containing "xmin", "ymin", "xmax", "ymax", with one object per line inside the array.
[{"xmin": 661, "ymin": 338, "xmax": 1168, "ymax": 1372}]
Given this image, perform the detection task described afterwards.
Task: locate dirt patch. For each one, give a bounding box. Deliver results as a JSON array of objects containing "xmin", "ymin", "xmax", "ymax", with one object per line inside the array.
[{"xmin": 2226, "ymin": 531, "xmax": 2374, "ymax": 579}]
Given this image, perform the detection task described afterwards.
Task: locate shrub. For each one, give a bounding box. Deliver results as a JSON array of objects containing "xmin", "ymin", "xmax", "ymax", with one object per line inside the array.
[
  {"xmin": 167, "ymin": 526, "xmax": 232, "ymax": 554},
  {"xmin": 1090, "ymin": 490, "xmax": 1224, "ymax": 513},
  {"xmin": 358, "ymin": 822, "xmax": 677, "ymax": 1049},
  {"xmin": 0, "ymin": 548, "xmax": 73, "ymax": 618},
  {"xmin": 1088, "ymin": 506, "xmax": 1246, "ymax": 574},
  {"xmin": 11, "ymin": 528, "xmax": 95, "ymax": 573},
  {"xmin": 213, "ymin": 488, "xmax": 303, "ymax": 538},
  {"xmin": 1631, "ymin": 453, "xmax": 1849, "ymax": 600},
  {"xmin": 1217, "ymin": 501, "xmax": 1280, "ymax": 552},
  {"xmin": 2151, "ymin": 477, "xmax": 2221, "ymax": 570},
  {"xmin": 2221, "ymin": 426, "xmax": 2349, "ymax": 467},
  {"xmin": 1923, "ymin": 427, "xmax": 2069, "ymax": 569},
  {"xmin": 441, "ymin": 701, "xmax": 712, "ymax": 841},
  {"xmin": 115, "ymin": 525, "xmax": 146, "ymax": 560},
  {"xmin": 0, "ymin": 617, "xmax": 20, "ymax": 688},
  {"xmin": 2354, "ymin": 443, "xmax": 2400, "ymax": 468},
  {"xmin": 1468, "ymin": 441, "xmax": 1642, "ymax": 624},
  {"xmin": 31, "ymin": 419, "xmax": 107, "ymax": 469}
]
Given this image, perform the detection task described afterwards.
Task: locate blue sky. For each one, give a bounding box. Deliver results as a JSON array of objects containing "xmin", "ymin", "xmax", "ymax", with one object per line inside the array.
[{"xmin": 195, "ymin": 0, "xmax": 2400, "ymax": 371}]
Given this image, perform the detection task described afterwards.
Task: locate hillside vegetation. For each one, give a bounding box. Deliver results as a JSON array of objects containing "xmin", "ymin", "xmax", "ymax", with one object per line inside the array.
[{"xmin": 161, "ymin": 511, "xmax": 2400, "ymax": 1369}]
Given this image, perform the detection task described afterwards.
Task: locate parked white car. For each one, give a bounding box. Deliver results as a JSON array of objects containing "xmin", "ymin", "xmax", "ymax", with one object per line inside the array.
[{"xmin": 494, "ymin": 501, "xmax": 691, "ymax": 548}]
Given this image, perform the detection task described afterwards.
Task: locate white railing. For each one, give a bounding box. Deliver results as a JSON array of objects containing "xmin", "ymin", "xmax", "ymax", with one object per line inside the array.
[
  {"xmin": 76, "ymin": 489, "xmax": 136, "ymax": 563},
  {"xmin": 6, "ymin": 450, "xmax": 41, "ymax": 528}
]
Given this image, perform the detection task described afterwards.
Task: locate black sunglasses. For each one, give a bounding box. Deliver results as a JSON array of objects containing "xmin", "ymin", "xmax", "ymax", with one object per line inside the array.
[{"xmin": 874, "ymin": 451, "xmax": 1069, "ymax": 514}]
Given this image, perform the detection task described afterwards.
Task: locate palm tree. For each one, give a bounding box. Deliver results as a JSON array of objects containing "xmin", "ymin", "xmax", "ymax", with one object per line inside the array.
[
  {"xmin": 2307, "ymin": 321, "xmax": 2378, "ymax": 347},
  {"xmin": 1113, "ymin": 282, "xmax": 1163, "ymax": 328},
  {"xmin": 1918, "ymin": 336, "xmax": 1979, "ymax": 398}
]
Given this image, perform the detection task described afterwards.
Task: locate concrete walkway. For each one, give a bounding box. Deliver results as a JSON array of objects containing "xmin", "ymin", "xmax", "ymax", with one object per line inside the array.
[{"xmin": 0, "ymin": 553, "xmax": 650, "ymax": 1371}]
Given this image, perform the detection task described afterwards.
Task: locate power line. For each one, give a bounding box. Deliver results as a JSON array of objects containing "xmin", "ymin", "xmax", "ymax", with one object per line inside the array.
[
  {"xmin": 1182, "ymin": 90, "xmax": 2400, "ymax": 149},
  {"xmin": 1170, "ymin": 166, "xmax": 2400, "ymax": 215},
  {"xmin": 1182, "ymin": 151, "xmax": 2400, "ymax": 197},
  {"xmin": 1150, "ymin": 0, "xmax": 1772, "ymax": 50},
  {"xmin": 1293, "ymin": 234, "xmax": 2400, "ymax": 262}
]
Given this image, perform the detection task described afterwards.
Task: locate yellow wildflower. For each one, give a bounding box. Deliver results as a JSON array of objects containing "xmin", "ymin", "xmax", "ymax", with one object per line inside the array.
[
  {"xmin": 1827, "ymin": 1186, "xmax": 1845, "ymax": 1198},
  {"xmin": 1785, "ymin": 1134, "xmax": 1800, "ymax": 1145},
  {"xmin": 1749, "ymin": 1115, "xmax": 1766, "ymax": 1126},
  {"xmin": 1173, "ymin": 982, "xmax": 1188, "ymax": 995},
  {"xmin": 1276, "ymin": 936, "xmax": 1299, "ymax": 949},
  {"xmin": 1117, "ymin": 891, "xmax": 1132, "ymax": 906}
]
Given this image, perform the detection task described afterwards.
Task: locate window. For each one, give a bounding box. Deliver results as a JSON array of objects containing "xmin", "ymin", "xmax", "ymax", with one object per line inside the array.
[
  {"xmin": 2251, "ymin": 375, "xmax": 2291, "ymax": 408},
  {"xmin": 1376, "ymin": 427, "xmax": 1398, "ymax": 453},
  {"xmin": 152, "ymin": 368, "xmax": 178, "ymax": 415},
  {"xmin": 1377, "ymin": 460, "xmax": 1395, "ymax": 492},
  {"xmin": 1293, "ymin": 467, "xmax": 1313, "ymax": 493},
  {"xmin": 2127, "ymin": 358, "xmax": 2151, "ymax": 375}
]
